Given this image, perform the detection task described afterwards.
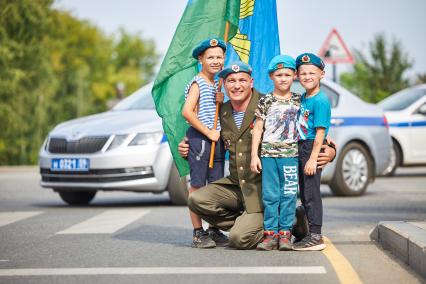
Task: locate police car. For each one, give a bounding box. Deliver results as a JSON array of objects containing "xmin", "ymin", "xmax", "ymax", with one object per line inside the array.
[
  {"xmin": 39, "ymin": 80, "xmax": 391, "ymax": 205},
  {"xmin": 39, "ymin": 83, "xmax": 188, "ymax": 206},
  {"xmin": 379, "ymin": 84, "xmax": 426, "ymax": 176}
]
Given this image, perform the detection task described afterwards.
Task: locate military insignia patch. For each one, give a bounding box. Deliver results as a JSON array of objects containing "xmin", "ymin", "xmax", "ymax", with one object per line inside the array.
[
  {"xmin": 304, "ymin": 110, "xmax": 310, "ymax": 117},
  {"xmin": 249, "ymin": 119, "xmax": 255, "ymax": 129},
  {"xmin": 210, "ymin": 38, "xmax": 218, "ymax": 47},
  {"xmin": 232, "ymin": 64, "xmax": 240, "ymax": 72},
  {"xmin": 277, "ymin": 63, "xmax": 284, "ymax": 69},
  {"xmin": 302, "ymin": 55, "xmax": 310, "ymax": 63}
]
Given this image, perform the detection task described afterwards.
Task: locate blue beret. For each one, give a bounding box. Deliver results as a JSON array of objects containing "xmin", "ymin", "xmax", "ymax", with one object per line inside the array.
[
  {"xmin": 267, "ymin": 55, "xmax": 296, "ymax": 73},
  {"xmin": 192, "ymin": 37, "xmax": 226, "ymax": 59},
  {"xmin": 218, "ymin": 61, "xmax": 252, "ymax": 79},
  {"xmin": 296, "ymin": 53, "xmax": 325, "ymax": 70}
]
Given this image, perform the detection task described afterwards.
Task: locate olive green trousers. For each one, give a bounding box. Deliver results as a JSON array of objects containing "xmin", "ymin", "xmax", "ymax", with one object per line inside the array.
[{"xmin": 188, "ymin": 183, "xmax": 263, "ymax": 249}]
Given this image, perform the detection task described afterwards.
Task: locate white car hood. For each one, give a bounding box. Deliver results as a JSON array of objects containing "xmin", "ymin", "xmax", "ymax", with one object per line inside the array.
[{"xmin": 50, "ymin": 110, "xmax": 163, "ymax": 139}]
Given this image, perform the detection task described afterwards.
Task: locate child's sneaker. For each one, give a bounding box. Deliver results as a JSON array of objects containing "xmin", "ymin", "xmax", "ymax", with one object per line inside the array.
[
  {"xmin": 207, "ymin": 228, "xmax": 229, "ymax": 247},
  {"xmin": 256, "ymin": 231, "xmax": 278, "ymax": 251},
  {"xmin": 192, "ymin": 229, "xmax": 216, "ymax": 249},
  {"xmin": 292, "ymin": 233, "xmax": 326, "ymax": 251},
  {"xmin": 278, "ymin": 230, "xmax": 292, "ymax": 251}
]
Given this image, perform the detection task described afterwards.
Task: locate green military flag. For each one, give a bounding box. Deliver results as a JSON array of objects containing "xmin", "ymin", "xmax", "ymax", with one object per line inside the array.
[{"xmin": 152, "ymin": 0, "xmax": 240, "ymax": 176}]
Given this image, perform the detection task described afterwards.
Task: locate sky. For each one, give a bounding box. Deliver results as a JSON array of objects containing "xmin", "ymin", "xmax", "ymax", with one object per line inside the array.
[{"xmin": 54, "ymin": 0, "xmax": 426, "ymax": 81}]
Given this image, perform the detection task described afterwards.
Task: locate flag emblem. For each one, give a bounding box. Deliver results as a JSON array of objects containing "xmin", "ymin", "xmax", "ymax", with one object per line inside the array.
[
  {"xmin": 302, "ymin": 55, "xmax": 311, "ymax": 63},
  {"xmin": 226, "ymin": 0, "xmax": 280, "ymax": 94},
  {"xmin": 228, "ymin": 0, "xmax": 254, "ymax": 63},
  {"xmin": 210, "ymin": 38, "xmax": 218, "ymax": 47}
]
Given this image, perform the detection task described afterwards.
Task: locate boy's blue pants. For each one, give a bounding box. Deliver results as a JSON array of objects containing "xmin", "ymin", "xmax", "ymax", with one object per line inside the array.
[{"xmin": 261, "ymin": 157, "xmax": 298, "ymax": 232}]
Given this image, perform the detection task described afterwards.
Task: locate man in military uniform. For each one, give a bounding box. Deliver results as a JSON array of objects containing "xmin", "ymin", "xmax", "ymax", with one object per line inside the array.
[{"xmin": 179, "ymin": 61, "xmax": 336, "ymax": 249}]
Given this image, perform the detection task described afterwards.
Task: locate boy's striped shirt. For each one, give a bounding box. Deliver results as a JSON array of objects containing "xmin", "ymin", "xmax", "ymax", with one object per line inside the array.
[{"xmin": 185, "ymin": 76, "xmax": 220, "ymax": 130}]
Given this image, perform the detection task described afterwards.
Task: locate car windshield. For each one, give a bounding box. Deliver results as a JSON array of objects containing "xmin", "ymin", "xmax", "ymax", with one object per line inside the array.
[
  {"xmin": 112, "ymin": 83, "xmax": 155, "ymax": 111},
  {"xmin": 378, "ymin": 88, "xmax": 425, "ymax": 111}
]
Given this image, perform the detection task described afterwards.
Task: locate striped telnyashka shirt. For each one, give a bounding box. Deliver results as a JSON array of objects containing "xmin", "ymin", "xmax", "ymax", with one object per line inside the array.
[
  {"xmin": 185, "ymin": 76, "xmax": 220, "ymax": 130},
  {"xmin": 232, "ymin": 110, "xmax": 245, "ymax": 129}
]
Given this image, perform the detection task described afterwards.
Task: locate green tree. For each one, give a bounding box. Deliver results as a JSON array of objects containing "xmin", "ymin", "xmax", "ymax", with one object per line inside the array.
[
  {"xmin": 0, "ymin": 0, "xmax": 55, "ymax": 164},
  {"xmin": 110, "ymin": 29, "xmax": 158, "ymax": 99},
  {"xmin": 340, "ymin": 34, "xmax": 412, "ymax": 103},
  {"xmin": 0, "ymin": 1, "xmax": 158, "ymax": 165},
  {"xmin": 46, "ymin": 10, "xmax": 115, "ymax": 121}
]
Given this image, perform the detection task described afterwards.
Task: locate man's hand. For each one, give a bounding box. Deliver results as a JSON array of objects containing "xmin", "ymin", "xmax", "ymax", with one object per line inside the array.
[
  {"xmin": 178, "ymin": 137, "xmax": 189, "ymax": 158},
  {"xmin": 250, "ymin": 155, "xmax": 262, "ymax": 174},
  {"xmin": 317, "ymin": 142, "xmax": 337, "ymax": 169}
]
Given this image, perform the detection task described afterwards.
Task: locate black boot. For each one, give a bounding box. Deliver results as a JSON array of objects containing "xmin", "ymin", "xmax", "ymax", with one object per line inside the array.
[
  {"xmin": 291, "ymin": 205, "xmax": 309, "ymax": 242},
  {"xmin": 207, "ymin": 227, "xmax": 229, "ymax": 247}
]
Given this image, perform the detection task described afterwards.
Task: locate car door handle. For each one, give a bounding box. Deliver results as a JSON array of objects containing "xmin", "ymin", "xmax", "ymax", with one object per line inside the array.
[{"xmin": 331, "ymin": 118, "xmax": 344, "ymax": 126}]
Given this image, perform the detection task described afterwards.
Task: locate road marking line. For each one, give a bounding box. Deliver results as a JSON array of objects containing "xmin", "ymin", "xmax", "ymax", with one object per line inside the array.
[
  {"xmin": 0, "ymin": 211, "xmax": 43, "ymax": 227},
  {"xmin": 0, "ymin": 266, "xmax": 326, "ymax": 276},
  {"xmin": 56, "ymin": 209, "xmax": 150, "ymax": 234},
  {"xmin": 0, "ymin": 260, "xmax": 9, "ymax": 262},
  {"xmin": 322, "ymin": 237, "xmax": 363, "ymax": 284}
]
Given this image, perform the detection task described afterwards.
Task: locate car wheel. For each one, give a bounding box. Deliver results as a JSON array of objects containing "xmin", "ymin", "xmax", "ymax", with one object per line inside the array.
[
  {"xmin": 383, "ymin": 140, "xmax": 401, "ymax": 177},
  {"xmin": 56, "ymin": 189, "xmax": 97, "ymax": 205},
  {"xmin": 330, "ymin": 142, "xmax": 373, "ymax": 196},
  {"xmin": 167, "ymin": 164, "xmax": 188, "ymax": 205}
]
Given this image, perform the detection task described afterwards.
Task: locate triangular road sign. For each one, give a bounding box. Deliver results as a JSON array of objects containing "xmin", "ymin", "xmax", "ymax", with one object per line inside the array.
[{"xmin": 319, "ymin": 28, "xmax": 354, "ymax": 64}]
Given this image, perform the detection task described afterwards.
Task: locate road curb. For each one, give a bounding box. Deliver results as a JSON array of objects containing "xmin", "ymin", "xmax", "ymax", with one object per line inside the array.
[{"xmin": 370, "ymin": 221, "xmax": 426, "ymax": 279}]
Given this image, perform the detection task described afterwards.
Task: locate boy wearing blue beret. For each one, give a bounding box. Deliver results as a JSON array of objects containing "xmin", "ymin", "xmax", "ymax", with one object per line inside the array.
[
  {"xmin": 250, "ymin": 55, "xmax": 301, "ymax": 251},
  {"xmin": 292, "ymin": 53, "xmax": 331, "ymax": 251},
  {"xmin": 182, "ymin": 37, "xmax": 229, "ymax": 249}
]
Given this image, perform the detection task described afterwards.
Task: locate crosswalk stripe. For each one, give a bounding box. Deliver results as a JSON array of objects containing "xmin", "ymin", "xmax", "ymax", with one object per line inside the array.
[
  {"xmin": 0, "ymin": 211, "xmax": 43, "ymax": 227},
  {"xmin": 56, "ymin": 209, "xmax": 150, "ymax": 234},
  {"xmin": 0, "ymin": 266, "xmax": 327, "ymax": 276}
]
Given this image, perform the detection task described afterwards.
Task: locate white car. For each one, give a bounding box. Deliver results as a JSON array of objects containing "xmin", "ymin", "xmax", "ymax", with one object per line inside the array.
[
  {"xmin": 39, "ymin": 83, "xmax": 188, "ymax": 206},
  {"xmin": 39, "ymin": 80, "xmax": 391, "ymax": 205},
  {"xmin": 379, "ymin": 84, "xmax": 426, "ymax": 175}
]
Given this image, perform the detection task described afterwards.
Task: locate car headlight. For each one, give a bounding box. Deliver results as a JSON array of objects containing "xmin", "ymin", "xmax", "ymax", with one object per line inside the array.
[
  {"xmin": 107, "ymin": 134, "xmax": 128, "ymax": 150},
  {"xmin": 129, "ymin": 132, "xmax": 163, "ymax": 146}
]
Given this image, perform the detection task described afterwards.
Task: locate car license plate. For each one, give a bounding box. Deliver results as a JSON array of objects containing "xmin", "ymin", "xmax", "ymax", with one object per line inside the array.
[{"xmin": 51, "ymin": 158, "xmax": 90, "ymax": 171}]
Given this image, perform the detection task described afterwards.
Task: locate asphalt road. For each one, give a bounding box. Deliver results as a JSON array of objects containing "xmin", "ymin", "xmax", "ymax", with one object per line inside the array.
[{"xmin": 0, "ymin": 166, "xmax": 425, "ymax": 284}]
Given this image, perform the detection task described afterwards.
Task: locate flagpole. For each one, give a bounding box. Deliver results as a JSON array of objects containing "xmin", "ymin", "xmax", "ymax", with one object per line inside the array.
[{"xmin": 209, "ymin": 21, "xmax": 229, "ymax": 169}]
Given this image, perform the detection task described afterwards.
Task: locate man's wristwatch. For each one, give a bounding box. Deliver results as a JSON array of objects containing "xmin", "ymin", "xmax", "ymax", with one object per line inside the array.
[{"xmin": 327, "ymin": 142, "xmax": 337, "ymax": 162}]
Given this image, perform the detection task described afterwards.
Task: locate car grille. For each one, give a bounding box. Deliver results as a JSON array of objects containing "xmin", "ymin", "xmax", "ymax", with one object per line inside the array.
[
  {"xmin": 40, "ymin": 167, "xmax": 154, "ymax": 183},
  {"xmin": 48, "ymin": 136, "xmax": 109, "ymax": 154}
]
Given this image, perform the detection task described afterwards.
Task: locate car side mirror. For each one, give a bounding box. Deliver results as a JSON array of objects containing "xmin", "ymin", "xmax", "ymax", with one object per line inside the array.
[{"xmin": 417, "ymin": 104, "xmax": 426, "ymax": 116}]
